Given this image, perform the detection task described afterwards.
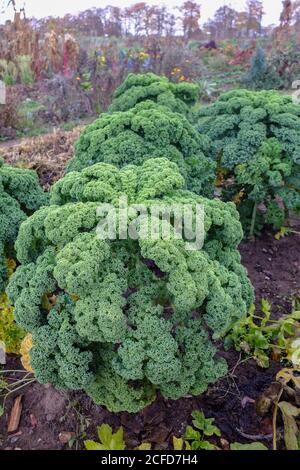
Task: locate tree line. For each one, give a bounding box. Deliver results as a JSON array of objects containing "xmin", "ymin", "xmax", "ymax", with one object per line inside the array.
[
  {"xmin": 2, "ymin": 1, "xmax": 300, "ymax": 41},
  {"xmin": 33, "ymin": 1, "xmax": 265, "ymax": 40}
]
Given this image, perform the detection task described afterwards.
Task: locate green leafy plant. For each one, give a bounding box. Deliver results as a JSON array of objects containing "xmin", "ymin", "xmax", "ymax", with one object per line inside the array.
[
  {"xmin": 16, "ymin": 55, "xmax": 35, "ymax": 87},
  {"xmin": 7, "ymin": 158, "xmax": 253, "ymax": 413},
  {"xmin": 79, "ymin": 69, "xmax": 93, "ymax": 91},
  {"xmin": 135, "ymin": 443, "xmax": 152, "ymax": 450},
  {"xmin": 172, "ymin": 436, "xmax": 191, "ymax": 450},
  {"xmin": 230, "ymin": 442, "xmax": 268, "ymax": 450},
  {"xmin": 0, "ymin": 292, "xmax": 25, "ymax": 354},
  {"xmin": 67, "ymin": 100, "xmax": 214, "ymax": 197},
  {"xmin": 0, "ymin": 158, "xmax": 48, "ymax": 293},
  {"xmin": 85, "ymin": 424, "xmax": 126, "ymax": 451},
  {"xmin": 225, "ymin": 299, "xmax": 300, "ymax": 368},
  {"xmin": 184, "ymin": 410, "xmax": 221, "ymax": 450},
  {"xmin": 244, "ymin": 46, "xmax": 281, "ymax": 91},
  {"xmin": 83, "ymin": 420, "xmax": 151, "ymax": 451},
  {"xmin": 197, "ymin": 89, "xmax": 300, "ymax": 236},
  {"xmin": 83, "ymin": 413, "xmax": 269, "ymax": 451},
  {"xmin": 109, "ymin": 72, "xmax": 199, "ymax": 119},
  {"xmin": 0, "ymin": 59, "xmax": 18, "ymax": 86},
  {"xmin": 197, "ymin": 80, "xmax": 217, "ymax": 102},
  {"xmin": 18, "ymin": 99, "xmax": 45, "ymax": 132}
]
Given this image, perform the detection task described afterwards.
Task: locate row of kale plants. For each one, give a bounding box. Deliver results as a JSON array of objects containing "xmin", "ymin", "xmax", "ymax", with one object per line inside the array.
[{"xmin": 1, "ymin": 73, "xmax": 300, "ymax": 414}]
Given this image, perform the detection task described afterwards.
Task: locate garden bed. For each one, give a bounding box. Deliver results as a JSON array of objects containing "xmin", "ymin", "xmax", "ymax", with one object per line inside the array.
[{"xmin": 1, "ymin": 231, "xmax": 299, "ymax": 450}]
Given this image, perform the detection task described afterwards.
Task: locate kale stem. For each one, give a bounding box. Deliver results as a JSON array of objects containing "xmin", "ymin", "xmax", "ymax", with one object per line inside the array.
[{"xmin": 249, "ymin": 201, "xmax": 258, "ymax": 238}]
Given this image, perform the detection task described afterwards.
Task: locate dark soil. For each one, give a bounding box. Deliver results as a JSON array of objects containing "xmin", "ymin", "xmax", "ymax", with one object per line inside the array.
[
  {"xmin": 0, "ymin": 232, "xmax": 299, "ymax": 450},
  {"xmin": 240, "ymin": 229, "xmax": 300, "ymax": 315}
]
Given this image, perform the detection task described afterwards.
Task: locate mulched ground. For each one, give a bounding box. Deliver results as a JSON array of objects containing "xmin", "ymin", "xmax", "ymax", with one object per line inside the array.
[
  {"xmin": 0, "ymin": 128, "xmax": 80, "ymax": 190},
  {"xmin": 1, "ymin": 230, "xmax": 299, "ymax": 450}
]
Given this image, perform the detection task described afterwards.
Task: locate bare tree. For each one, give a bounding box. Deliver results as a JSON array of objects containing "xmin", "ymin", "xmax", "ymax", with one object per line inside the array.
[
  {"xmin": 280, "ymin": 0, "xmax": 293, "ymax": 27},
  {"xmin": 179, "ymin": 1, "xmax": 201, "ymax": 40},
  {"xmin": 246, "ymin": 0, "xmax": 264, "ymax": 37},
  {"xmin": 205, "ymin": 5, "xmax": 238, "ymax": 40}
]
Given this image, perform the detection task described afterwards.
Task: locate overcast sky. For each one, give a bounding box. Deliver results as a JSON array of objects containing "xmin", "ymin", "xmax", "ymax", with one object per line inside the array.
[{"xmin": 0, "ymin": 0, "xmax": 283, "ymax": 26}]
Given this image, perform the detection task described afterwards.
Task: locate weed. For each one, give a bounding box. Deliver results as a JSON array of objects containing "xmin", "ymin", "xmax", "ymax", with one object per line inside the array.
[{"xmin": 225, "ymin": 299, "xmax": 300, "ymax": 368}]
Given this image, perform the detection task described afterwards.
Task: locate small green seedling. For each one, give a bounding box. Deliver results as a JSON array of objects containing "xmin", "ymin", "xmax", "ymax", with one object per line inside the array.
[
  {"xmin": 84, "ymin": 424, "xmax": 126, "ymax": 451},
  {"xmin": 183, "ymin": 410, "xmax": 221, "ymax": 450}
]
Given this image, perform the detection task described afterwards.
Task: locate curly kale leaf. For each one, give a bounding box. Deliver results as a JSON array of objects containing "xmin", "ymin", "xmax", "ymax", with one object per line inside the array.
[
  {"xmin": 109, "ymin": 72, "xmax": 199, "ymax": 119},
  {"xmin": 197, "ymin": 90, "xmax": 300, "ymax": 233},
  {"xmin": 0, "ymin": 161, "xmax": 48, "ymax": 291},
  {"xmin": 67, "ymin": 101, "xmax": 214, "ymax": 197}
]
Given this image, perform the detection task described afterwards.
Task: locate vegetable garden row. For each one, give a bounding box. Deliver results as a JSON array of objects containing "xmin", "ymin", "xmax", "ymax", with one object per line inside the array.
[{"xmin": 1, "ymin": 73, "xmax": 300, "ymax": 450}]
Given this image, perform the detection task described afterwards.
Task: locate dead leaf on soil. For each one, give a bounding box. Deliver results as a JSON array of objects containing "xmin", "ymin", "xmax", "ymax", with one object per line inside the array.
[
  {"xmin": 30, "ymin": 413, "xmax": 38, "ymax": 428},
  {"xmin": 276, "ymin": 368, "xmax": 300, "ymax": 390},
  {"xmin": 256, "ymin": 382, "xmax": 283, "ymax": 416},
  {"xmin": 271, "ymin": 347, "xmax": 281, "ymax": 362},
  {"xmin": 241, "ymin": 396, "xmax": 255, "ymax": 408},
  {"xmin": 142, "ymin": 407, "xmax": 166, "ymax": 426},
  {"xmin": 260, "ymin": 417, "xmax": 273, "ymax": 435},
  {"xmin": 7, "ymin": 395, "xmax": 23, "ymax": 433},
  {"xmin": 278, "ymin": 401, "xmax": 300, "ymax": 450},
  {"xmin": 58, "ymin": 431, "xmax": 76, "ymax": 444},
  {"xmin": 220, "ymin": 438, "xmax": 230, "ymax": 450},
  {"xmin": 146, "ymin": 425, "xmax": 170, "ymax": 445}
]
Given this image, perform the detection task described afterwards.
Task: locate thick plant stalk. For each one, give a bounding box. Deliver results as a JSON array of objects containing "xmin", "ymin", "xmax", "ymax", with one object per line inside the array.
[
  {"xmin": 250, "ymin": 201, "xmax": 258, "ymax": 238},
  {"xmin": 272, "ymin": 387, "xmax": 283, "ymax": 450},
  {"xmin": 272, "ymin": 401, "xmax": 278, "ymax": 450}
]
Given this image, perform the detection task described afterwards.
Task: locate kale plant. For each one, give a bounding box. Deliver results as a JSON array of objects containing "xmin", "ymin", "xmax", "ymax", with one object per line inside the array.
[
  {"xmin": 109, "ymin": 72, "xmax": 199, "ymax": 119},
  {"xmin": 67, "ymin": 101, "xmax": 215, "ymax": 197},
  {"xmin": 197, "ymin": 89, "xmax": 300, "ymax": 235},
  {"xmin": 0, "ymin": 159, "xmax": 48, "ymax": 292},
  {"xmin": 7, "ymin": 158, "xmax": 253, "ymax": 413}
]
